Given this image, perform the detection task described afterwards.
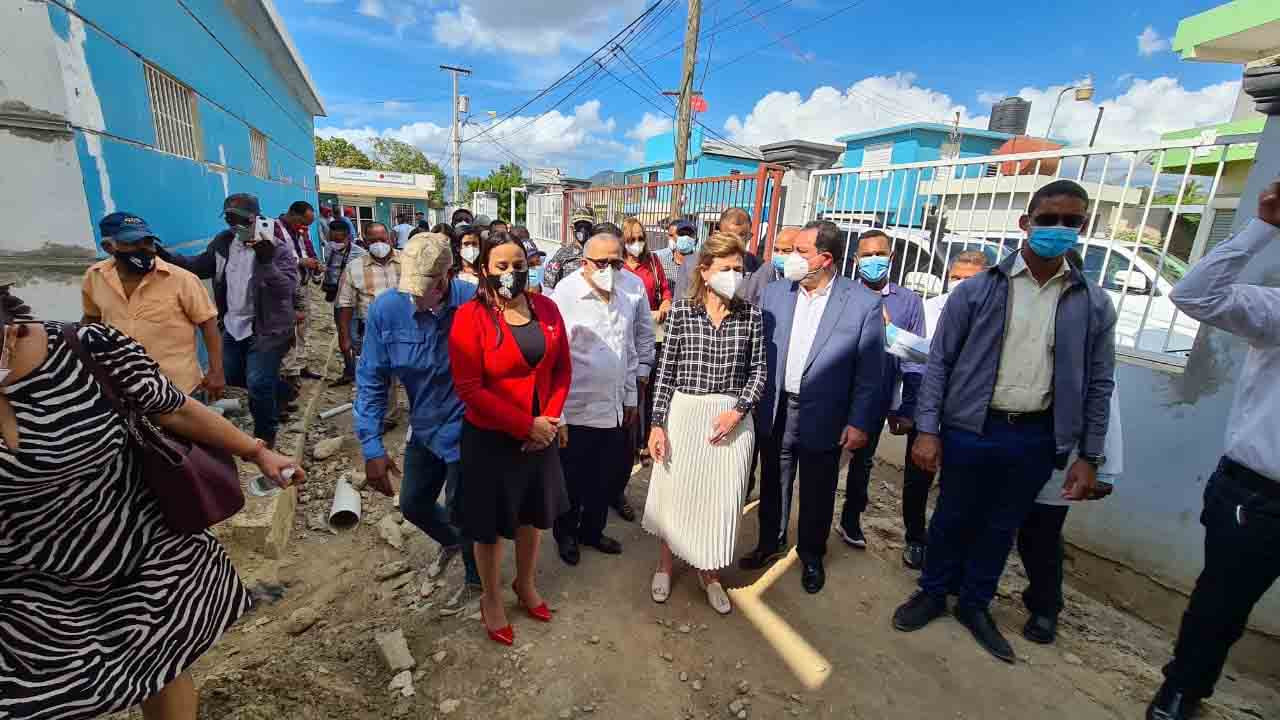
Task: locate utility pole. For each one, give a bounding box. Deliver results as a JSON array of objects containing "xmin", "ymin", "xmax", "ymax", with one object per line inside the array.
[
  {"xmin": 440, "ymin": 64, "xmax": 471, "ymax": 205},
  {"xmin": 671, "ymin": 0, "xmax": 701, "ymax": 216}
]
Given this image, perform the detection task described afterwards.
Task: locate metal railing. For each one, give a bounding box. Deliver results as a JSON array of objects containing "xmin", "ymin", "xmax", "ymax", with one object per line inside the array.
[
  {"xmin": 803, "ymin": 135, "xmax": 1257, "ymax": 369},
  {"xmin": 526, "ymin": 191, "xmax": 564, "ymax": 254},
  {"xmin": 561, "ymin": 164, "xmax": 787, "ymax": 256}
]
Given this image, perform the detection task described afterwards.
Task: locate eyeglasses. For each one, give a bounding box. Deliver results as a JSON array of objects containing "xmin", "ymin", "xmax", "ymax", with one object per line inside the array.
[
  {"xmin": 1031, "ymin": 213, "xmax": 1088, "ymax": 229},
  {"xmin": 585, "ymin": 257, "xmax": 625, "ymax": 271}
]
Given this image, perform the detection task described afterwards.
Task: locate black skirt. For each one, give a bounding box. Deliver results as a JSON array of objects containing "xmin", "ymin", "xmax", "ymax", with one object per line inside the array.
[{"xmin": 459, "ymin": 420, "xmax": 569, "ymax": 543}]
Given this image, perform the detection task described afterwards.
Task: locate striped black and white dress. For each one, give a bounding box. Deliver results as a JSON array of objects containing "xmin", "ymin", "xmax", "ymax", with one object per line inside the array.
[{"xmin": 0, "ymin": 323, "xmax": 250, "ymax": 719}]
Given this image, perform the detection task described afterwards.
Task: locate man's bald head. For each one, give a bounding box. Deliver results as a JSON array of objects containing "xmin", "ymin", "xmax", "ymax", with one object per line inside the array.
[
  {"xmin": 585, "ymin": 233, "xmax": 622, "ymax": 258},
  {"xmin": 774, "ymin": 226, "xmax": 800, "ymax": 253}
]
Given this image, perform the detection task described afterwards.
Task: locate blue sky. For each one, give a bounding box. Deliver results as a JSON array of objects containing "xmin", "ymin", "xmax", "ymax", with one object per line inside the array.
[{"xmin": 283, "ymin": 0, "xmax": 1245, "ymax": 177}]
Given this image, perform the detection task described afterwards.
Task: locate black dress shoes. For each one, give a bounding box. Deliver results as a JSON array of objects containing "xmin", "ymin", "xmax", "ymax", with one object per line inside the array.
[
  {"xmin": 902, "ymin": 542, "xmax": 926, "ymax": 570},
  {"xmin": 893, "ymin": 590, "xmax": 947, "ymax": 631},
  {"xmin": 954, "ymin": 605, "xmax": 1015, "ymax": 663},
  {"xmin": 557, "ymin": 536, "xmax": 580, "ymax": 566},
  {"xmin": 1022, "ymin": 613, "xmax": 1058, "ymax": 645},
  {"xmin": 738, "ymin": 546, "xmax": 787, "ymax": 570},
  {"xmin": 1146, "ymin": 682, "xmax": 1201, "ymax": 720},
  {"xmin": 584, "ymin": 535, "xmax": 623, "ymax": 554},
  {"xmin": 800, "ymin": 558, "xmax": 825, "ymax": 594}
]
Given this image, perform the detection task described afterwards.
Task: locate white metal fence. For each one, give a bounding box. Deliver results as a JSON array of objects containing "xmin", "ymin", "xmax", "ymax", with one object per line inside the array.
[
  {"xmin": 803, "ymin": 135, "xmax": 1258, "ymax": 369},
  {"xmin": 526, "ymin": 191, "xmax": 564, "ymax": 256}
]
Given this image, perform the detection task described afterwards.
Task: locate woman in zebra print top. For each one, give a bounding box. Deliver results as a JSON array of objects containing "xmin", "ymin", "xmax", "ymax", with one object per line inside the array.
[{"xmin": 0, "ymin": 286, "xmax": 303, "ymax": 719}]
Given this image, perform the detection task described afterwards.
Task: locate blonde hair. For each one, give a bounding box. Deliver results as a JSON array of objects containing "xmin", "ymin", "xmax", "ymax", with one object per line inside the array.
[
  {"xmin": 622, "ymin": 217, "xmax": 646, "ymax": 242},
  {"xmin": 688, "ymin": 231, "xmax": 746, "ymax": 306}
]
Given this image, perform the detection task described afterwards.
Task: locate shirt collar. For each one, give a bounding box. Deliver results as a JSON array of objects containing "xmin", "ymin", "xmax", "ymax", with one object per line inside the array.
[
  {"xmin": 1009, "ymin": 252, "xmax": 1068, "ymax": 283},
  {"xmin": 800, "ymin": 278, "xmax": 833, "ymax": 299}
]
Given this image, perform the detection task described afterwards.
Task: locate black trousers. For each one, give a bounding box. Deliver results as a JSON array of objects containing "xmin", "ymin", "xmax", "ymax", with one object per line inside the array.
[
  {"xmin": 1016, "ymin": 504, "xmax": 1070, "ymax": 618},
  {"xmin": 554, "ymin": 425, "xmax": 625, "ymax": 544},
  {"xmin": 840, "ymin": 428, "xmax": 935, "ymax": 541},
  {"xmin": 757, "ymin": 394, "xmax": 842, "ymax": 562},
  {"xmin": 1163, "ymin": 458, "xmax": 1280, "ymax": 700}
]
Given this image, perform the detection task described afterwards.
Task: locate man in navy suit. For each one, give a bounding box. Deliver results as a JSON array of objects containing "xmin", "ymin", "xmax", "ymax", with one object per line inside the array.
[{"xmin": 739, "ymin": 223, "xmax": 886, "ymax": 593}]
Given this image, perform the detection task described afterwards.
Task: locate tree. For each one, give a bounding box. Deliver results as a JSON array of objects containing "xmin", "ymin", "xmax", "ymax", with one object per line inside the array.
[
  {"xmin": 369, "ymin": 138, "xmax": 446, "ymax": 207},
  {"xmin": 315, "ymin": 136, "xmax": 372, "ymax": 169},
  {"xmin": 466, "ymin": 163, "xmax": 526, "ymax": 223}
]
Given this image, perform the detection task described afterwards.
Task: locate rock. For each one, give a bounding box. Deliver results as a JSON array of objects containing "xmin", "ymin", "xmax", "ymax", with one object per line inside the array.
[
  {"xmin": 729, "ymin": 700, "xmax": 745, "ymax": 714},
  {"xmin": 381, "ymin": 573, "xmax": 414, "ymax": 593},
  {"xmin": 499, "ymin": 679, "xmax": 513, "ymax": 689},
  {"xmin": 691, "ymin": 680, "xmax": 703, "ymax": 691},
  {"xmin": 313, "ymin": 437, "xmax": 343, "ymax": 460},
  {"xmin": 378, "ymin": 515, "xmax": 405, "ymax": 549},
  {"xmin": 392, "ymin": 511, "xmax": 404, "ymax": 524},
  {"xmin": 736, "ymin": 681, "xmax": 750, "ymax": 695},
  {"xmin": 559, "ymin": 710, "xmax": 572, "ymax": 719},
  {"xmin": 582, "ymin": 705, "xmax": 595, "ymax": 713},
  {"xmin": 589, "ymin": 635, "xmax": 601, "ymax": 645},
  {"xmin": 439, "ymin": 699, "xmax": 461, "ymax": 715},
  {"xmin": 352, "ymin": 472, "xmax": 368, "ymax": 490},
  {"xmin": 432, "ymin": 650, "xmax": 448, "ymax": 664},
  {"xmin": 375, "ymin": 629, "xmax": 416, "ymax": 672},
  {"xmin": 1063, "ymin": 652, "xmax": 1083, "ymax": 666},
  {"xmin": 393, "ymin": 494, "xmax": 401, "ymax": 509},
  {"xmin": 679, "ymin": 671, "xmax": 688, "ymax": 682},
  {"xmin": 285, "ymin": 607, "xmax": 319, "ymax": 635},
  {"xmin": 306, "ymin": 513, "xmax": 328, "ymax": 532},
  {"xmin": 660, "ymin": 652, "xmax": 673, "ymax": 662},
  {"xmin": 678, "ymin": 624, "xmax": 691, "ymax": 634},
  {"xmin": 376, "ymin": 561, "xmax": 411, "ymax": 581},
  {"xmin": 298, "ymin": 493, "xmax": 311, "ymax": 505},
  {"xmin": 420, "ymin": 579, "xmax": 437, "ymax": 598},
  {"xmin": 737, "ymin": 712, "xmax": 748, "ymax": 719},
  {"xmin": 388, "ymin": 670, "xmax": 413, "ymax": 692}
]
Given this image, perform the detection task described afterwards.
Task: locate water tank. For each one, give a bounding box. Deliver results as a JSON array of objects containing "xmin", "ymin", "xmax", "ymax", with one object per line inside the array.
[{"xmin": 988, "ymin": 97, "xmax": 1031, "ymax": 135}]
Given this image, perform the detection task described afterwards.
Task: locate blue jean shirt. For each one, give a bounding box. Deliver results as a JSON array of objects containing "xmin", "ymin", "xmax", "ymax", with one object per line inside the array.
[{"xmin": 355, "ymin": 281, "xmax": 477, "ymax": 462}]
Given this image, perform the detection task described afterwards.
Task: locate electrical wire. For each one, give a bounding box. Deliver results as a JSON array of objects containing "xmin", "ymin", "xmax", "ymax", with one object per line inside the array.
[{"xmin": 709, "ymin": 0, "xmax": 875, "ymax": 73}]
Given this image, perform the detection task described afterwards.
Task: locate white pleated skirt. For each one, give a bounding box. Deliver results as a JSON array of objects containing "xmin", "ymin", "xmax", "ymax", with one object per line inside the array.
[{"xmin": 642, "ymin": 391, "xmax": 754, "ymax": 571}]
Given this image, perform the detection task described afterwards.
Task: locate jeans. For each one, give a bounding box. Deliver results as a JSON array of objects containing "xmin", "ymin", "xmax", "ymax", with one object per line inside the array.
[
  {"xmin": 1016, "ymin": 504, "xmax": 1070, "ymax": 618},
  {"xmin": 556, "ymin": 425, "xmax": 624, "ymax": 544},
  {"xmin": 400, "ymin": 444, "xmax": 479, "ymax": 585},
  {"xmin": 1163, "ymin": 458, "xmax": 1280, "ymax": 700},
  {"xmin": 919, "ymin": 414, "xmax": 1055, "ymax": 610},
  {"xmin": 221, "ymin": 333, "xmax": 289, "ymax": 443},
  {"xmin": 757, "ymin": 394, "xmax": 842, "ymax": 561}
]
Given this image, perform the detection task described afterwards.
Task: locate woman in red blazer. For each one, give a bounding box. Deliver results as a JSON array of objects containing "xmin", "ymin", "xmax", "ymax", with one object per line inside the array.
[{"xmin": 449, "ymin": 231, "xmax": 572, "ymax": 646}]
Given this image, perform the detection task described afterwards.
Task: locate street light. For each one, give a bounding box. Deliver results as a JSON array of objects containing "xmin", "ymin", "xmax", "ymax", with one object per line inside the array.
[{"xmin": 1045, "ymin": 76, "xmax": 1094, "ymax": 138}]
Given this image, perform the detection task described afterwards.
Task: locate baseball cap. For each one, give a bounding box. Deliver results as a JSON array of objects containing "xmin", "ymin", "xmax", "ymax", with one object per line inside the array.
[
  {"xmin": 570, "ymin": 209, "xmax": 595, "ymax": 225},
  {"xmin": 223, "ymin": 193, "xmax": 261, "ymax": 219},
  {"xmin": 522, "ymin": 238, "xmax": 546, "ymax": 258},
  {"xmin": 399, "ymin": 232, "xmax": 453, "ymax": 297},
  {"xmin": 99, "ymin": 212, "xmax": 158, "ymax": 245},
  {"xmin": 474, "ymin": 214, "xmax": 492, "ymax": 227},
  {"xmin": 673, "ymin": 219, "xmax": 696, "ymax": 236}
]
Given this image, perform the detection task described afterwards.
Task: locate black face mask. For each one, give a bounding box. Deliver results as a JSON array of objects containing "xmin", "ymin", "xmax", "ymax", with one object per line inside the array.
[
  {"xmin": 115, "ymin": 250, "xmax": 155, "ymax": 274},
  {"xmin": 487, "ymin": 270, "xmax": 529, "ymax": 300}
]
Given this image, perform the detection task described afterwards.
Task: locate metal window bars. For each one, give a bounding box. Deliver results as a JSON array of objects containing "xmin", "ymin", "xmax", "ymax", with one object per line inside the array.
[
  {"xmin": 250, "ymin": 128, "xmax": 269, "ymax": 179},
  {"xmin": 143, "ymin": 63, "xmax": 201, "ymax": 161}
]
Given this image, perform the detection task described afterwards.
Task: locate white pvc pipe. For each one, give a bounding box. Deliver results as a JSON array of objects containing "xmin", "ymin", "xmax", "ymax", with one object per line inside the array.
[
  {"xmin": 329, "ymin": 478, "xmax": 362, "ymax": 531},
  {"xmin": 320, "ymin": 402, "xmax": 353, "ymax": 420}
]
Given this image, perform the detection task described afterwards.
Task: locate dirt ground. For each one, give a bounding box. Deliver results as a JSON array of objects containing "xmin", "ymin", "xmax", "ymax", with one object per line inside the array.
[{"xmin": 109, "ymin": 290, "xmax": 1278, "ymax": 720}]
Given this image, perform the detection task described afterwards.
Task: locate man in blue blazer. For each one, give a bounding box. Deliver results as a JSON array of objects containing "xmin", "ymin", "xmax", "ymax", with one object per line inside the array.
[{"xmin": 739, "ymin": 223, "xmax": 886, "ymax": 593}]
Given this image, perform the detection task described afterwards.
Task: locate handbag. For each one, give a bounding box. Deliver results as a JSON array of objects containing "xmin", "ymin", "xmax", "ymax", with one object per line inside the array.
[{"xmin": 62, "ymin": 325, "xmax": 244, "ymax": 534}]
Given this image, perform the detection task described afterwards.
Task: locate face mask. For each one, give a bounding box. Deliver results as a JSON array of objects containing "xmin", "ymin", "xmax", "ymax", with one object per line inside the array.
[
  {"xmin": 1027, "ymin": 226, "xmax": 1078, "ymax": 259},
  {"xmin": 884, "ymin": 321, "xmax": 900, "ymax": 348},
  {"xmin": 574, "ymin": 229, "xmax": 588, "ymax": 242},
  {"xmin": 233, "ymin": 224, "xmax": 254, "ymax": 245},
  {"xmin": 782, "ymin": 253, "xmax": 814, "ymax": 282},
  {"xmin": 707, "ymin": 269, "xmax": 743, "ymax": 298},
  {"xmin": 771, "ymin": 254, "xmax": 787, "ymax": 273},
  {"xmin": 593, "ymin": 266, "xmax": 616, "ymax": 294},
  {"xmin": 368, "ymin": 242, "xmax": 392, "ymax": 259},
  {"xmin": 858, "ymin": 256, "xmax": 890, "ymax": 283},
  {"xmin": 527, "ymin": 265, "xmax": 545, "ymax": 288},
  {"xmin": 675, "ymin": 236, "xmax": 696, "ymax": 255},
  {"xmin": 329, "ymin": 241, "xmax": 348, "ymax": 252},
  {"xmin": 461, "ymin": 246, "xmax": 480, "ymax": 264},
  {"xmin": 489, "ymin": 270, "xmax": 528, "ymax": 300},
  {"xmin": 626, "ymin": 241, "xmax": 646, "ymax": 257},
  {"xmin": 115, "ymin": 250, "xmax": 156, "ymax": 274}
]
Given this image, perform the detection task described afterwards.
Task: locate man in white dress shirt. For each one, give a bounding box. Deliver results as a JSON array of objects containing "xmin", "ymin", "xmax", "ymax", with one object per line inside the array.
[
  {"xmin": 550, "ymin": 232, "xmax": 642, "ymax": 565},
  {"xmin": 1147, "ymin": 182, "xmax": 1280, "ymax": 720}
]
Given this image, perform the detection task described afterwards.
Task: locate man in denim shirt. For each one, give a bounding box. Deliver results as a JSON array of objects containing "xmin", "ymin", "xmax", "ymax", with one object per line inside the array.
[
  {"xmin": 355, "ymin": 232, "xmax": 481, "ymax": 617},
  {"xmin": 893, "ymin": 180, "xmax": 1116, "ymax": 664}
]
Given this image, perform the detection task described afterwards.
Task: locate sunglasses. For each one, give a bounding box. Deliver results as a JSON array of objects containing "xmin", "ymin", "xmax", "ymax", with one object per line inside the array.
[
  {"xmin": 1031, "ymin": 213, "xmax": 1088, "ymax": 229},
  {"xmin": 585, "ymin": 257, "xmax": 625, "ymax": 271}
]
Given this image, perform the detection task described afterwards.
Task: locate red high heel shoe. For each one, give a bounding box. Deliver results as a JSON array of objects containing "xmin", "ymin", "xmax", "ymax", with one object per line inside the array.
[
  {"xmin": 480, "ymin": 604, "xmax": 514, "ymax": 646},
  {"xmin": 512, "ymin": 581, "xmax": 553, "ymax": 622}
]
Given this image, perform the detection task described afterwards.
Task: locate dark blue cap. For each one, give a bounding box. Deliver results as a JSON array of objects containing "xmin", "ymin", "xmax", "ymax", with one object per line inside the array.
[
  {"xmin": 674, "ymin": 219, "xmax": 696, "ymax": 236},
  {"xmin": 99, "ymin": 212, "xmax": 158, "ymax": 245},
  {"xmin": 223, "ymin": 193, "xmax": 261, "ymax": 219}
]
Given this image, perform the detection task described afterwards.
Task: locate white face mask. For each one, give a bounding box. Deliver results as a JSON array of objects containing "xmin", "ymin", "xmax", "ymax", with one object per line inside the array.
[
  {"xmin": 782, "ymin": 253, "xmax": 813, "ymax": 282},
  {"xmin": 368, "ymin": 242, "xmax": 391, "ymax": 259},
  {"xmin": 707, "ymin": 269, "xmax": 743, "ymax": 299},
  {"xmin": 593, "ymin": 266, "xmax": 615, "ymax": 294},
  {"xmin": 461, "ymin": 246, "xmax": 480, "ymax": 264},
  {"xmin": 626, "ymin": 241, "xmax": 645, "ymax": 257}
]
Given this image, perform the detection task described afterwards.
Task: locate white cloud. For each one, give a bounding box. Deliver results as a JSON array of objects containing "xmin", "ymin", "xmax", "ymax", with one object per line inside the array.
[
  {"xmin": 357, "ymin": 0, "xmax": 387, "ymax": 18},
  {"xmin": 625, "ymin": 112, "xmax": 672, "ymax": 141},
  {"xmin": 302, "ymin": 0, "xmax": 342, "ymax": 4},
  {"xmin": 1137, "ymin": 26, "xmax": 1169, "ymax": 57},
  {"xmin": 430, "ymin": 0, "xmax": 647, "ymax": 57},
  {"xmin": 723, "ymin": 73, "xmax": 1239, "ymax": 150},
  {"xmin": 977, "ymin": 90, "xmax": 1010, "ymax": 106},
  {"xmin": 724, "ymin": 74, "xmax": 988, "ymax": 146},
  {"xmin": 357, "ymin": 0, "xmax": 427, "ymax": 34}
]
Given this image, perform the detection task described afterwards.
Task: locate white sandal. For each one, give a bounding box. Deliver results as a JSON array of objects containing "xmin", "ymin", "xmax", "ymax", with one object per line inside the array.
[
  {"xmin": 651, "ymin": 571, "xmax": 671, "ymax": 603},
  {"xmin": 699, "ymin": 576, "xmax": 732, "ymax": 615}
]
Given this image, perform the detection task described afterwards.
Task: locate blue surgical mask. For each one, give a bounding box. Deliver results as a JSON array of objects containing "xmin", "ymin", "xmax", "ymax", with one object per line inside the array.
[
  {"xmin": 1027, "ymin": 226, "xmax": 1079, "ymax": 259},
  {"xmin": 859, "ymin": 256, "xmax": 890, "ymax": 283},
  {"xmin": 675, "ymin": 236, "xmax": 696, "ymax": 255},
  {"xmin": 771, "ymin": 254, "xmax": 787, "ymax": 273},
  {"xmin": 527, "ymin": 265, "xmax": 545, "ymax": 288}
]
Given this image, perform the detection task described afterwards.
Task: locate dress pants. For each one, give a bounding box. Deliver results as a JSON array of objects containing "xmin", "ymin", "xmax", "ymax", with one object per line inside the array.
[
  {"xmin": 757, "ymin": 393, "xmax": 842, "ymax": 562},
  {"xmin": 1016, "ymin": 503, "xmax": 1070, "ymax": 618},
  {"xmin": 919, "ymin": 413, "xmax": 1055, "ymax": 610},
  {"xmin": 840, "ymin": 428, "xmax": 935, "ymax": 540},
  {"xmin": 555, "ymin": 425, "xmax": 625, "ymax": 544},
  {"xmin": 1163, "ymin": 458, "xmax": 1280, "ymax": 700},
  {"xmin": 899, "ymin": 430, "xmax": 937, "ymax": 544}
]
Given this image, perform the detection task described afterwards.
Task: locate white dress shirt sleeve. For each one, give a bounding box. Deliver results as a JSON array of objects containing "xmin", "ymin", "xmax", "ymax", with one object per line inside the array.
[{"xmin": 1170, "ymin": 218, "xmax": 1280, "ymax": 348}]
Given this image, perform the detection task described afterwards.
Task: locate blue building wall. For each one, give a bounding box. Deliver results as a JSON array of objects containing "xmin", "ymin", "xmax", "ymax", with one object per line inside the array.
[{"xmin": 48, "ymin": 1, "xmax": 318, "ymax": 257}]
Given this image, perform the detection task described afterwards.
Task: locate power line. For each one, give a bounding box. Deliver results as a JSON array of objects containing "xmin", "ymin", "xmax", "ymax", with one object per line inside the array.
[{"xmin": 709, "ymin": 0, "xmax": 876, "ymax": 73}]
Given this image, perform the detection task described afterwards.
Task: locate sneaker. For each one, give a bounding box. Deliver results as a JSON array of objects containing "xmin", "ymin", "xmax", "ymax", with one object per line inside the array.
[
  {"xmin": 427, "ymin": 544, "xmax": 462, "ymax": 580},
  {"xmin": 439, "ymin": 582, "xmax": 482, "ymax": 617},
  {"xmin": 836, "ymin": 521, "xmax": 867, "ymax": 549}
]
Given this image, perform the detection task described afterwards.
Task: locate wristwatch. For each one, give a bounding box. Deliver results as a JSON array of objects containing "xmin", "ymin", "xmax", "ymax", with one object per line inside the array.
[{"xmin": 1082, "ymin": 453, "xmax": 1106, "ymax": 467}]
